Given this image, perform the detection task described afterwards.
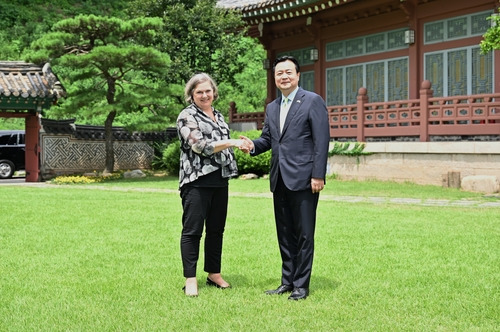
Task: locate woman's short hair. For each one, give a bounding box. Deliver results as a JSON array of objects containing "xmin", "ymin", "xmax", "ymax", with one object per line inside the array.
[{"xmin": 184, "ymin": 73, "xmax": 219, "ymax": 104}]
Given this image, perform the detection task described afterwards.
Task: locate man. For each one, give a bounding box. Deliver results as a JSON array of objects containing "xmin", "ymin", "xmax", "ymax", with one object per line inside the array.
[{"xmin": 240, "ymin": 55, "xmax": 330, "ymax": 300}]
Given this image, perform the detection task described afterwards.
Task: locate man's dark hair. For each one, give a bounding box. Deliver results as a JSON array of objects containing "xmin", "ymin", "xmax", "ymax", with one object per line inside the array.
[{"xmin": 272, "ymin": 55, "xmax": 300, "ymax": 74}]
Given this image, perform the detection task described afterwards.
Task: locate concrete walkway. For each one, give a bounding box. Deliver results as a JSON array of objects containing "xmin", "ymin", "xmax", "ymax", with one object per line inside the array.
[
  {"xmin": 4, "ymin": 181, "xmax": 500, "ymax": 208},
  {"xmin": 318, "ymin": 194, "xmax": 500, "ymax": 208},
  {"xmin": 234, "ymin": 191, "xmax": 500, "ymax": 208}
]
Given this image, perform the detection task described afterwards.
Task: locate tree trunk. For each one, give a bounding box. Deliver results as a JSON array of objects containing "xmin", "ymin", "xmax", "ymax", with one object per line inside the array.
[
  {"xmin": 103, "ymin": 76, "xmax": 116, "ymax": 175},
  {"xmin": 103, "ymin": 110, "xmax": 117, "ymax": 174}
]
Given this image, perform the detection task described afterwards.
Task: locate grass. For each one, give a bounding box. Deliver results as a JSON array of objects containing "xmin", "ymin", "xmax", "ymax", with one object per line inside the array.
[{"xmin": 1, "ymin": 177, "xmax": 499, "ymax": 331}]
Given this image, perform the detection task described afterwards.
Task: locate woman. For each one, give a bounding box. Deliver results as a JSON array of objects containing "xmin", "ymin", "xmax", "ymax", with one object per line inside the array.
[{"xmin": 176, "ymin": 73, "xmax": 242, "ymax": 297}]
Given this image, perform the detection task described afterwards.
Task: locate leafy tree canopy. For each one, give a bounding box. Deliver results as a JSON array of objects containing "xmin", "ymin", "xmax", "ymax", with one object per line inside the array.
[
  {"xmin": 24, "ymin": 14, "xmax": 173, "ymax": 172},
  {"xmin": 0, "ymin": 0, "xmax": 133, "ymax": 60},
  {"xmin": 25, "ymin": 15, "xmax": 174, "ymax": 129},
  {"xmin": 217, "ymin": 37, "xmax": 267, "ymax": 112},
  {"xmin": 128, "ymin": 0, "xmax": 248, "ymax": 90},
  {"xmin": 480, "ymin": 13, "xmax": 500, "ymax": 54},
  {"xmin": 1, "ymin": 0, "xmax": 267, "ymax": 131}
]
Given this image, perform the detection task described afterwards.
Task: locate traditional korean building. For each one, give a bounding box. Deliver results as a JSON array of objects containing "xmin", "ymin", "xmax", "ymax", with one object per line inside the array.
[
  {"xmin": 218, "ymin": 0, "xmax": 500, "ymax": 142},
  {"xmin": 0, "ymin": 61, "xmax": 65, "ymax": 181}
]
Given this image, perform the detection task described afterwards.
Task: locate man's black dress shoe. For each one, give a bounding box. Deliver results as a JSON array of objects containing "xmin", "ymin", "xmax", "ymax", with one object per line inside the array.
[
  {"xmin": 265, "ymin": 284, "xmax": 293, "ymax": 295},
  {"xmin": 288, "ymin": 288, "xmax": 309, "ymax": 300}
]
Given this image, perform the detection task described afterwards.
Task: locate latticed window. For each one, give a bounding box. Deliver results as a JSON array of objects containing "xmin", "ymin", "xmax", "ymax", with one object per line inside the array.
[
  {"xmin": 424, "ymin": 11, "xmax": 491, "ymax": 44},
  {"xmin": 346, "ymin": 65, "xmax": 363, "ymax": 104},
  {"xmin": 326, "ymin": 68, "xmax": 343, "ymax": 106},
  {"xmin": 326, "ymin": 28, "xmax": 407, "ymax": 61},
  {"xmin": 325, "ymin": 28, "xmax": 409, "ymax": 105},
  {"xmin": 423, "ymin": 10, "xmax": 493, "ymax": 97},
  {"xmin": 300, "ymin": 71, "xmax": 314, "ymax": 92},
  {"xmin": 472, "ymin": 48, "xmax": 493, "ymax": 94},
  {"xmin": 387, "ymin": 58, "xmax": 408, "ymax": 101},
  {"xmin": 366, "ymin": 62, "xmax": 384, "ymax": 102},
  {"xmin": 277, "ymin": 47, "xmax": 315, "ymax": 66},
  {"xmin": 425, "ymin": 47, "xmax": 493, "ymax": 97},
  {"xmin": 326, "ymin": 58, "xmax": 408, "ymax": 105},
  {"xmin": 425, "ymin": 53, "xmax": 444, "ymax": 96},
  {"xmin": 448, "ymin": 49, "xmax": 468, "ymax": 96}
]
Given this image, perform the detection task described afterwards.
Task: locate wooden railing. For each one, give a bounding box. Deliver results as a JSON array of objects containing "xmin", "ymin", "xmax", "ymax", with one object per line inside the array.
[
  {"xmin": 228, "ymin": 81, "xmax": 500, "ymax": 141},
  {"xmin": 229, "ymin": 102, "xmax": 266, "ymax": 130}
]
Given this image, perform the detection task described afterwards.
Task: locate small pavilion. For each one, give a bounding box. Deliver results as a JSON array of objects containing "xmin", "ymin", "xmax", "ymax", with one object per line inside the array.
[{"xmin": 0, "ymin": 61, "xmax": 65, "ymax": 182}]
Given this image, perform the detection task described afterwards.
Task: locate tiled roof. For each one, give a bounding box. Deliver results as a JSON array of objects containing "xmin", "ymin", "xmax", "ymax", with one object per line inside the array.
[
  {"xmin": 218, "ymin": 0, "xmax": 355, "ymax": 24},
  {"xmin": 0, "ymin": 61, "xmax": 65, "ymax": 111},
  {"xmin": 217, "ymin": 0, "xmax": 269, "ymax": 9}
]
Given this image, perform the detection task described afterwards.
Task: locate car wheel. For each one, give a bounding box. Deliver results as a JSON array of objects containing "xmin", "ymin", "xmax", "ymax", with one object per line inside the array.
[{"xmin": 0, "ymin": 160, "xmax": 15, "ymax": 179}]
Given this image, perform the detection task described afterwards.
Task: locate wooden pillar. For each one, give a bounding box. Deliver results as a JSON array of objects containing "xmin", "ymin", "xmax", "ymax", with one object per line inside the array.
[
  {"xmin": 419, "ymin": 80, "xmax": 433, "ymax": 142},
  {"xmin": 24, "ymin": 113, "xmax": 40, "ymax": 182},
  {"xmin": 401, "ymin": 0, "xmax": 419, "ymax": 99},
  {"xmin": 229, "ymin": 101, "xmax": 236, "ymax": 123},
  {"xmin": 357, "ymin": 87, "xmax": 368, "ymax": 142}
]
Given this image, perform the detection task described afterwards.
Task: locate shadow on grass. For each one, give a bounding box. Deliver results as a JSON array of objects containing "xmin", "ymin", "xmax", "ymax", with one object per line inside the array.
[
  {"xmin": 312, "ymin": 275, "xmax": 342, "ymax": 292},
  {"xmin": 222, "ymin": 274, "xmax": 341, "ymax": 294}
]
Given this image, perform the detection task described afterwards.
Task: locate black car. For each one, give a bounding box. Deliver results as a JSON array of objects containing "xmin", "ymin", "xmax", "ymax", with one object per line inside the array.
[{"xmin": 0, "ymin": 130, "xmax": 25, "ymax": 179}]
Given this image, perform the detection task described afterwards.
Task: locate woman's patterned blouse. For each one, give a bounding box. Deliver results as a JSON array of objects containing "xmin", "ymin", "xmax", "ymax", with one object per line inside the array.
[{"xmin": 177, "ymin": 103, "xmax": 238, "ymax": 188}]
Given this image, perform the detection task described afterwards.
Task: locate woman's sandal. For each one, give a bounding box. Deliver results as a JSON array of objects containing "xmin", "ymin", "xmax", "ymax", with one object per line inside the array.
[
  {"xmin": 206, "ymin": 277, "xmax": 231, "ymax": 289},
  {"xmin": 182, "ymin": 285, "xmax": 198, "ymax": 297}
]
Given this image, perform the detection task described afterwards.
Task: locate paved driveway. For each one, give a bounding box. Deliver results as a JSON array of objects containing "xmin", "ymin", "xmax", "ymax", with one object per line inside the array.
[{"xmin": 0, "ymin": 177, "xmax": 26, "ymax": 184}]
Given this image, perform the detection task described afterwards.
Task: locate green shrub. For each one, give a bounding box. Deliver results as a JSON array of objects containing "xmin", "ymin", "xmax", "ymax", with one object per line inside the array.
[
  {"xmin": 156, "ymin": 130, "xmax": 271, "ymax": 177},
  {"xmin": 328, "ymin": 141, "xmax": 371, "ymax": 156},
  {"xmin": 151, "ymin": 141, "xmax": 169, "ymax": 170},
  {"xmin": 161, "ymin": 138, "xmax": 181, "ymax": 176}
]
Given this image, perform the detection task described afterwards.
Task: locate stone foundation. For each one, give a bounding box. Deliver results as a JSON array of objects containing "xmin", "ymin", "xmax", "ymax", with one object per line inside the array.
[{"xmin": 328, "ymin": 142, "xmax": 500, "ymax": 192}]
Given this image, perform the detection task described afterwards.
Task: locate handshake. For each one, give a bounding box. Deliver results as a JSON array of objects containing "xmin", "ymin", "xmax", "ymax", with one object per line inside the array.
[{"xmin": 229, "ymin": 136, "xmax": 254, "ymax": 154}]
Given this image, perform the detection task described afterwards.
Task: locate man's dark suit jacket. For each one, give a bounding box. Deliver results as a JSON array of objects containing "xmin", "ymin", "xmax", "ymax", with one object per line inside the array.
[{"xmin": 252, "ymin": 87, "xmax": 330, "ymax": 191}]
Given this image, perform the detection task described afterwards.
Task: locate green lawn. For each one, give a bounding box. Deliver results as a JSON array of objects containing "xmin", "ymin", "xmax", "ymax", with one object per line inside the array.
[{"xmin": 1, "ymin": 177, "xmax": 498, "ymax": 331}]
